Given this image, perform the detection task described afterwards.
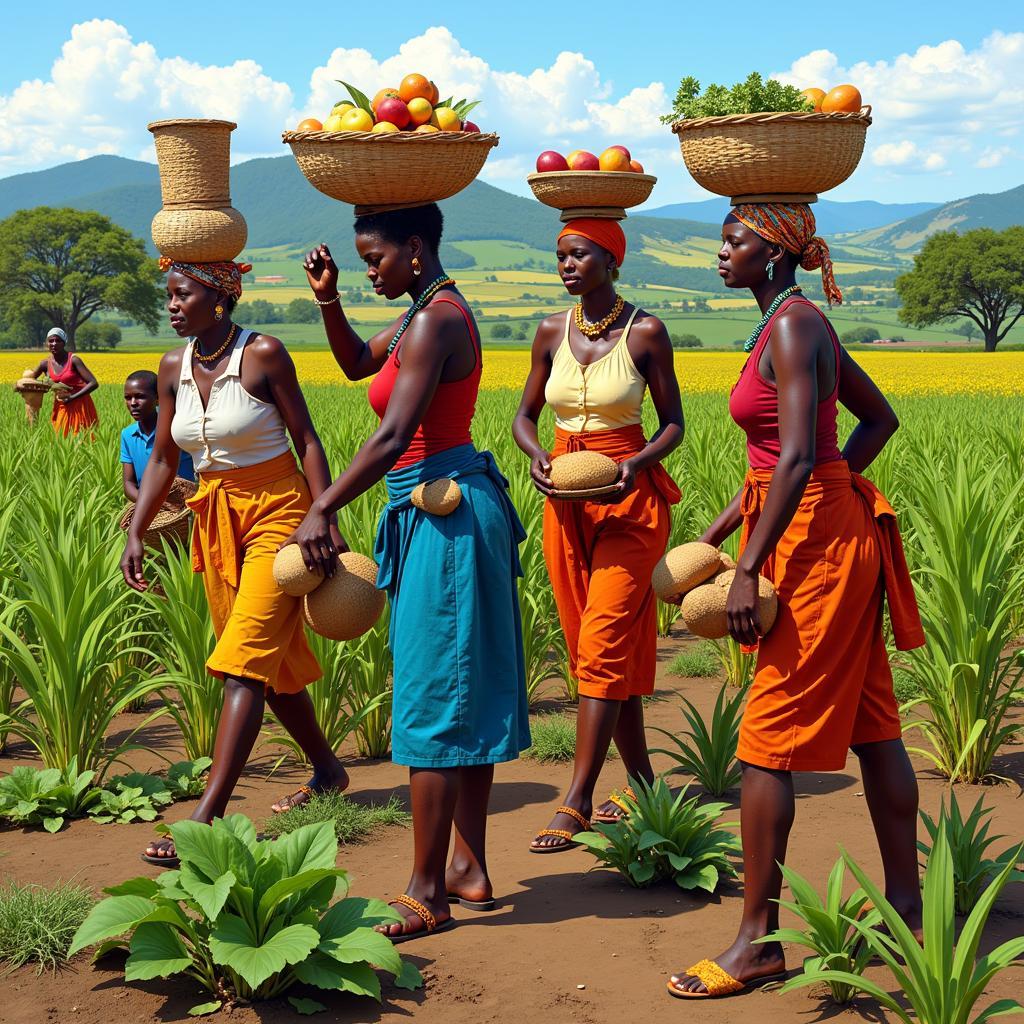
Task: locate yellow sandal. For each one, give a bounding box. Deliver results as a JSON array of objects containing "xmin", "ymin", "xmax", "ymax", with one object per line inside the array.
[
  {"xmin": 530, "ymin": 805, "xmax": 591, "ymax": 854},
  {"xmin": 593, "ymin": 785, "xmax": 637, "ymax": 824},
  {"xmin": 667, "ymin": 958, "xmax": 787, "ymax": 999}
]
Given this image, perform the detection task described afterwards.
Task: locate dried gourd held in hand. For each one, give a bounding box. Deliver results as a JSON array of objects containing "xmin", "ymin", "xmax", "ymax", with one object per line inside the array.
[{"xmin": 548, "ymin": 450, "xmax": 619, "ymax": 500}]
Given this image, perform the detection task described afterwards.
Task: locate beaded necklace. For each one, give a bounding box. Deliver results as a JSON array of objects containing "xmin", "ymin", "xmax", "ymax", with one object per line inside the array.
[
  {"xmin": 744, "ymin": 286, "xmax": 802, "ymax": 353},
  {"xmin": 387, "ymin": 275, "xmax": 457, "ymax": 355},
  {"xmin": 193, "ymin": 323, "xmax": 238, "ymax": 365},
  {"xmin": 574, "ymin": 294, "xmax": 624, "ymax": 339}
]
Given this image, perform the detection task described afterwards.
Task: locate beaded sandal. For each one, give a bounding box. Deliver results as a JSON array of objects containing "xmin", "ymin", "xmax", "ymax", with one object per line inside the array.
[
  {"xmin": 667, "ymin": 958, "xmax": 787, "ymax": 999},
  {"xmin": 384, "ymin": 894, "xmax": 456, "ymax": 944},
  {"xmin": 529, "ymin": 805, "xmax": 591, "ymax": 854},
  {"xmin": 593, "ymin": 785, "xmax": 637, "ymax": 824},
  {"xmin": 271, "ymin": 784, "xmax": 313, "ymax": 814}
]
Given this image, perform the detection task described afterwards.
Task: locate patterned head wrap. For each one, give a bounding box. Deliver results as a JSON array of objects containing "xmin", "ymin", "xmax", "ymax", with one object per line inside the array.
[
  {"xmin": 731, "ymin": 203, "xmax": 842, "ymax": 306},
  {"xmin": 558, "ymin": 219, "xmax": 627, "ymax": 268},
  {"xmin": 158, "ymin": 257, "xmax": 253, "ymax": 301}
]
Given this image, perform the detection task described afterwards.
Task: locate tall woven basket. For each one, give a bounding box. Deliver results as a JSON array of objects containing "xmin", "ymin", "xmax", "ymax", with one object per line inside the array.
[
  {"xmin": 672, "ymin": 108, "xmax": 872, "ymax": 204},
  {"xmin": 149, "ymin": 119, "xmax": 248, "ymax": 261}
]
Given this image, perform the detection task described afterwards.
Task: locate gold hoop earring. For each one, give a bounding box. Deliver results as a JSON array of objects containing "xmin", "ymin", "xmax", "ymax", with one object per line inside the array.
[
  {"xmin": 412, "ymin": 258, "xmax": 421, "ymax": 277},
  {"xmin": 214, "ymin": 305, "xmax": 224, "ymax": 321}
]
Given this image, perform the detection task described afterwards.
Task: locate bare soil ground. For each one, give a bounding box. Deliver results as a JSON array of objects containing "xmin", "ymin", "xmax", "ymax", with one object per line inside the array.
[{"xmin": 2, "ymin": 634, "xmax": 1022, "ymax": 1024}]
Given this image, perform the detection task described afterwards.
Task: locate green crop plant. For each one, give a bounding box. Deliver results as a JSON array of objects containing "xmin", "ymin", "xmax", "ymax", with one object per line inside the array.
[
  {"xmin": 69, "ymin": 816, "xmax": 423, "ymax": 1014},
  {"xmin": 166, "ymin": 758, "xmax": 213, "ymax": 799},
  {"xmin": 781, "ymin": 828, "xmax": 1024, "ymax": 1024},
  {"xmin": 0, "ymin": 880, "xmax": 96, "ymax": 974},
  {"xmin": 648, "ymin": 682, "xmax": 746, "ymax": 796},
  {"xmin": 0, "ymin": 760, "xmax": 104, "ymax": 831}
]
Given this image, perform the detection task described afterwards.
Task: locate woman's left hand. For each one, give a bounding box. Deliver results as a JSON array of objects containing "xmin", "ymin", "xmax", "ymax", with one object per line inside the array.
[
  {"xmin": 282, "ymin": 504, "xmax": 340, "ymax": 578},
  {"xmin": 613, "ymin": 458, "xmax": 638, "ymax": 497},
  {"xmin": 726, "ymin": 566, "xmax": 762, "ymax": 646}
]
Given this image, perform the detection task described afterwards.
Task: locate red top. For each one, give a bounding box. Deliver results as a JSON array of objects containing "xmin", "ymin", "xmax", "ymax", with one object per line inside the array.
[
  {"xmin": 367, "ymin": 296, "xmax": 481, "ymax": 470},
  {"xmin": 728, "ymin": 296, "xmax": 843, "ymax": 471},
  {"xmin": 48, "ymin": 355, "xmax": 89, "ymax": 391}
]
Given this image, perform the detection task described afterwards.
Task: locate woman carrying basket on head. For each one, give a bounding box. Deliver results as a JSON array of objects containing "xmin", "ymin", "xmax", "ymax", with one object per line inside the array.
[
  {"xmin": 29, "ymin": 327, "xmax": 99, "ymax": 436},
  {"xmin": 513, "ymin": 218, "xmax": 683, "ymax": 853},
  {"xmin": 668, "ymin": 203, "xmax": 924, "ymax": 1000},
  {"xmin": 120, "ymin": 257, "xmax": 350, "ymax": 866},
  {"xmin": 294, "ymin": 202, "xmax": 529, "ymax": 943}
]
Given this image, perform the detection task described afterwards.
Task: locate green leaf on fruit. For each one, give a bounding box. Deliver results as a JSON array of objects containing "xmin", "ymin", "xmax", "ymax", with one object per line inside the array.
[{"xmin": 337, "ymin": 80, "xmax": 373, "ymax": 115}]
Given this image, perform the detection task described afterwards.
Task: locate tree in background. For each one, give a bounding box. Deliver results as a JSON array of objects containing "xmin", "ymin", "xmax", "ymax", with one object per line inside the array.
[
  {"xmin": 235, "ymin": 298, "xmax": 282, "ymax": 324},
  {"xmin": 670, "ymin": 333, "xmax": 703, "ymax": 349},
  {"xmin": 285, "ymin": 298, "xmax": 319, "ymax": 324},
  {"xmin": 896, "ymin": 227, "xmax": 1024, "ymax": 352},
  {"xmin": 492, "ymin": 323, "xmax": 513, "ymax": 340},
  {"xmin": 76, "ymin": 322, "xmax": 121, "ymax": 350},
  {"xmin": 958, "ymin": 319, "xmax": 978, "ymax": 343},
  {"xmin": 841, "ymin": 325, "xmax": 881, "ymax": 345},
  {"xmin": 0, "ymin": 207, "xmax": 161, "ymax": 347}
]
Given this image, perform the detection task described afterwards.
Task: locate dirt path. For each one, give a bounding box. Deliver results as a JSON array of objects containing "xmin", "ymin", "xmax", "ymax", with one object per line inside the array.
[{"xmin": 2, "ymin": 636, "xmax": 1022, "ymax": 1024}]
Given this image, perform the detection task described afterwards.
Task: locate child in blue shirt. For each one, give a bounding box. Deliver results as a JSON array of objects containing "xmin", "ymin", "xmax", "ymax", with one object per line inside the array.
[{"xmin": 120, "ymin": 370, "xmax": 194, "ymax": 501}]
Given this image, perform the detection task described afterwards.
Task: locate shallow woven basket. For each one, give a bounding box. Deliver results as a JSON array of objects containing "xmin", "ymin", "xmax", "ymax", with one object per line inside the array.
[
  {"xmin": 119, "ymin": 476, "xmax": 198, "ymax": 548},
  {"xmin": 672, "ymin": 107, "xmax": 872, "ymax": 203},
  {"xmin": 527, "ymin": 171, "xmax": 656, "ymax": 220},
  {"xmin": 282, "ymin": 130, "xmax": 499, "ymax": 208}
]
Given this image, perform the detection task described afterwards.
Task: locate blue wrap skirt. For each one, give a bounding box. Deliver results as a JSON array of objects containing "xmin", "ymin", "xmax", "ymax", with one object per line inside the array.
[{"xmin": 374, "ymin": 444, "xmax": 531, "ymax": 767}]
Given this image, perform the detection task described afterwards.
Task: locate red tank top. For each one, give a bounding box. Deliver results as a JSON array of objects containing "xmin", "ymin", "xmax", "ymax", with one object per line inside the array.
[
  {"xmin": 728, "ymin": 296, "xmax": 843, "ymax": 470},
  {"xmin": 48, "ymin": 355, "xmax": 89, "ymax": 391},
  {"xmin": 367, "ymin": 296, "xmax": 481, "ymax": 470}
]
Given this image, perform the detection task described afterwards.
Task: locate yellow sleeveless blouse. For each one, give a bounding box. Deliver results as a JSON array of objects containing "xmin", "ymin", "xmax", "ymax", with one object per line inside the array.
[{"xmin": 544, "ymin": 306, "xmax": 647, "ymax": 432}]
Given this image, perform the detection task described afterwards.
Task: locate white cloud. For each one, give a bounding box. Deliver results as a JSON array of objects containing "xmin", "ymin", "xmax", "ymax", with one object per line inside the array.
[
  {"xmin": 975, "ymin": 145, "xmax": 1011, "ymax": 168},
  {"xmin": 872, "ymin": 140, "xmax": 946, "ymax": 171}
]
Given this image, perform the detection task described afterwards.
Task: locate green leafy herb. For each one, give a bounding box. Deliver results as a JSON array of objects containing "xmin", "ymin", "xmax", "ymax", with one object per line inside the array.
[{"xmin": 662, "ymin": 73, "xmax": 814, "ymax": 122}]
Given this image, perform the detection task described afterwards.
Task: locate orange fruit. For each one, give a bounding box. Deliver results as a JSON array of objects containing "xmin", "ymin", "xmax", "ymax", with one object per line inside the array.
[
  {"xmin": 821, "ymin": 84, "xmax": 862, "ymax": 113},
  {"xmin": 296, "ymin": 117, "xmax": 322, "ymax": 131},
  {"xmin": 407, "ymin": 97, "xmax": 433, "ymax": 126},
  {"xmin": 800, "ymin": 88, "xmax": 826, "ymax": 112},
  {"xmin": 428, "ymin": 80, "xmax": 440, "ymax": 106},
  {"xmin": 599, "ymin": 147, "xmax": 632, "ymax": 172},
  {"xmin": 371, "ymin": 88, "xmax": 400, "ymax": 114},
  {"xmin": 399, "ymin": 73, "xmax": 433, "ymax": 103},
  {"xmin": 430, "ymin": 106, "xmax": 461, "ymax": 131},
  {"xmin": 629, "ymin": 159, "xmax": 644, "ymax": 174},
  {"xmin": 339, "ymin": 107, "xmax": 374, "ymax": 132},
  {"xmin": 415, "ymin": 123, "xmax": 440, "ymax": 133}
]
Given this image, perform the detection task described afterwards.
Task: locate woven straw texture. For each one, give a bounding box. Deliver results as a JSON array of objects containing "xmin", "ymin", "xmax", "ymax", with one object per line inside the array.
[
  {"xmin": 527, "ymin": 171, "xmax": 656, "ymax": 212},
  {"xmin": 303, "ymin": 552, "xmax": 385, "ymax": 641},
  {"xmin": 672, "ymin": 108, "xmax": 871, "ymax": 201},
  {"xmin": 119, "ymin": 476, "xmax": 197, "ymax": 548},
  {"xmin": 148, "ymin": 119, "xmax": 237, "ymax": 207},
  {"xmin": 282, "ymin": 130, "xmax": 499, "ymax": 206},
  {"xmin": 151, "ymin": 206, "xmax": 248, "ymax": 262}
]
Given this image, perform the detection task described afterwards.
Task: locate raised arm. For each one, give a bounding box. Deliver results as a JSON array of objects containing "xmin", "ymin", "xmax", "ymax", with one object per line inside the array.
[
  {"xmin": 303, "ymin": 243, "xmax": 401, "ymax": 381},
  {"xmin": 837, "ymin": 348, "xmax": 899, "ymax": 473},
  {"xmin": 512, "ymin": 315, "xmax": 561, "ymax": 496},
  {"xmin": 120, "ymin": 350, "xmax": 185, "ymax": 590}
]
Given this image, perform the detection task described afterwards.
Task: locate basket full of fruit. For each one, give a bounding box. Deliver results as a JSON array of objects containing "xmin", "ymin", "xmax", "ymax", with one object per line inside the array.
[
  {"xmin": 283, "ymin": 74, "xmax": 498, "ymax": 212},
  {"xmin": 528, "ymin": 146, "xmax": 655, "ymax": 221},
  {"xmin": 666, "ymin": 74, "xmax": 871, "ymax": 204}
]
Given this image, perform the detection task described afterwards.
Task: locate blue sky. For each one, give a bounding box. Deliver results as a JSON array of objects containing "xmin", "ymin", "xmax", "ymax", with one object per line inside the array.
[{"xmin": 2, "ymin": 2, "xmax": 1022, "ymax": 205}]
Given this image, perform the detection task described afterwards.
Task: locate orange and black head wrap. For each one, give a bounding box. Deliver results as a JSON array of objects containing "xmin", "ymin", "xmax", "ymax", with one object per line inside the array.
[
  {"xmin": 158, "ymin": 257, "xmax": 253, "ymax": 300},
  {"xmin": 731, "ymin": 203, "xmax": 842, "ymax": 306}
]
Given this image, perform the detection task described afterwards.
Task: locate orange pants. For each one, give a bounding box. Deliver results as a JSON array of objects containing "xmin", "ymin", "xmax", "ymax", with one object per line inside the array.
[
  {"xmin": 52, "ymin": 395, "xmax": 98, "ymax": 437},
  {"xmin": 736, "ymin": 460, "xmax": 913, "ymax": 771},
  {"xmin": 543, "ymin": 425, "xmax": 680, "ymax": 701},
  {"xmin": 187, "ymin": 451, "xmax": 321, "ymax": 695}
]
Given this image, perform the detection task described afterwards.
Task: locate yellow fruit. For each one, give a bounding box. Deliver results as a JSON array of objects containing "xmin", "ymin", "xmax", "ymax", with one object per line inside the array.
[
  {"xmin": 321, "ymin": 112, "xmax": 348, "ymax": 132},
  {"xmin": 800, "ymin": 88, "xmax": 826, "ymax": 112},
  {"xmin": 339, "ymin": 107, "xmax": 374, "ymax": 132},
  {"xmin": 371, "ymin": 120, "xmax": 400, "ymax": 133},
  {"xmin": 407, "ymin": 97, "xmax": 433, "ymax": 126},
  {"xmin": 430, "ymin": 106, "xmax": 462, "ymax": 131},
  {"xmin": 414, "ymin": 124, "xmax": 440, "ymax": 133},
  {"xmin": 331, "ymin": 101, "xmax": 355, "ymax": 116}
]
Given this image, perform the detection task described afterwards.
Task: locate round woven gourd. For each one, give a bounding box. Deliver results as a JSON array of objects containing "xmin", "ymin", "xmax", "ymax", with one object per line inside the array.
[
  {"xmin": 303, "ymin": 552, "xmax": 386, "ymax": 642},
  {"xmin": 672, "ymin": 108, "xmax": 871, "ymax": 203},
  {"xmin": 272, "ymin": 544, "xmax": 322, "ymax": 597},
  {"xmin": 151, "ymin": 207, "xmax": 248, "ymax": 263},
  {"xmin": 718, "ymin": 551, "xmax": 737, "ymax": 571},
  {"xmin": 651, "ymin": 542, "xmax": 722, "ymax": 600},
  {"xmin": 549, "ymin": 451, "xmax": 618, "ymax": 490},
  {"xmin": 713, "ymin": 569, "xmax": 779, "ymax": 633},
  {"xmin": 281, "ymin": 130, "xmax": 499, "ymax": 207},
  {"xmin": 118, "ymin": 476, "xmax": 197, "ymax": 548},
  {"xmin": 411, "ymin": 478, "xmax": 463, "ymax": 516},
  {"xmin": 681, "ymin": 584, "xmax": 730, "ymax": 639},
  {"xmin": 527, "ymin": 171, "xmax": 657, "ymax": 215}
]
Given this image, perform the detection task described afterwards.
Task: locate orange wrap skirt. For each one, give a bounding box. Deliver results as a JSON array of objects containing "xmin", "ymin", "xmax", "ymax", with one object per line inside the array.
[
  {"xmin": 736, "ymin": 459, "xmax": 923, "ymax": 772},
  {"xmin": 52, "ymin": 395, "xmax": 98, "ymax": 437},
  {"xmin": 543, "ymin": 424, "xmax": 681, "ymax": 701},
  {"xmin": 186, "ymin": 450, "xmax": 321, "ymax": 695}
]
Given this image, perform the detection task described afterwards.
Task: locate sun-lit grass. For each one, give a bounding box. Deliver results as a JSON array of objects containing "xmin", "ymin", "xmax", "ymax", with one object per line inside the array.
[
  {"xmin": 259, "ymin": 790, "xmax": 409, "ymax": 844},
  {"xmin": 0, "ymin": 880, "xmax": 95, "ymax": 974}
]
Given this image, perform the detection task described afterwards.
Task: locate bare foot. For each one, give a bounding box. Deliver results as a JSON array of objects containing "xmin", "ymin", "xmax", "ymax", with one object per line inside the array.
[
  {"xmin": 270, "ymin": 765, "xmax": 350, "ymax": 814},
  {"xmin": 668, "ymin": 937, "xmax": 785, "ymax": 996}
]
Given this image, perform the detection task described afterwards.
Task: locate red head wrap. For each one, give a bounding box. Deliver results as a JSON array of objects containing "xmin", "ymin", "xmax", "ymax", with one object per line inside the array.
[
  {"xmin": 730, "ymin": 203, "xmax": 842, "ymax": 306},
  {"xmin": 558, "ymin": 218, "xmax": 627, "ymax": 268},
  {"xmin": 158, "ymin": 257, "xmax": 253, "ymax": 300}
]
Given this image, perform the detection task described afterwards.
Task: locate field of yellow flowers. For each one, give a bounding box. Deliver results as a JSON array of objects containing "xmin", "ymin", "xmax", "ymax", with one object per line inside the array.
[{"xmin": 4, "ymin": 349, "xmax": 1023, "ymax": 396}]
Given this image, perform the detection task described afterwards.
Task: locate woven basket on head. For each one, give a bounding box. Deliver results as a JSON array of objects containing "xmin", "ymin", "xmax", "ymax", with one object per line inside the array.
[
  {"xmin": 282, "ymin": 130, "xmax": 499, "ymax": 206},
  {"xmin": 672, "ymin": 107, "xmax": 872, "ymax": 204},
  {"xmin": 148, "ymin": 118, "xmax": 248, "ymax": 262},
  {"xmin": 119, "ymin": 476, "xmax": 198, "ymax": 548},
  {"xmin": 527, "ymin": 171, "xmax": 656, "ymax": 220}
]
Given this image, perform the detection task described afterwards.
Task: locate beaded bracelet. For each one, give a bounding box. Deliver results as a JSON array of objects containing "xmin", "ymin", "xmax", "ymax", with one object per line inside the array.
[{"xmin": 313, "ymin": 293, "xmax": 341, "ymax": 306}]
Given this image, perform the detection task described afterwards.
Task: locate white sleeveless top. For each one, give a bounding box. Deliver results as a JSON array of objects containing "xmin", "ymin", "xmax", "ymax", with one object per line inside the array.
[{"xmin": 171, "ymin": 330, "xmax": 291, "ymax": 473}]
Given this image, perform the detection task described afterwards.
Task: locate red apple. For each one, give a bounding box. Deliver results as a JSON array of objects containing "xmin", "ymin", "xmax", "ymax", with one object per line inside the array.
[
  {"xmin": 536, "ymin": 150, "xmax": 569, "ymax": 172},
  {"xmin": 629, "ymin": 159, "xmax": 645, "ymax": 173},
  {"xmin": 609, "ymin": 144, "xmax": 632, "ymax": 161},
  {"xmin": 374, "ymin": 97, "xmax": 411, "ymax": 130},
  {"xmin": 567, "ymin": 150, "xmax": 600, "ymax": 171},
  {"xmin": 463, "ymin": 120, "xmax": 481, "ymax": 133}
]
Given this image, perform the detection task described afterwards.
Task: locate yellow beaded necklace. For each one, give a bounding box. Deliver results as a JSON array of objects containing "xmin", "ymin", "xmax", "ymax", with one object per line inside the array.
[{"xmin": 574, "ymin": 295, "xmax": 624, "ymax": 339}]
